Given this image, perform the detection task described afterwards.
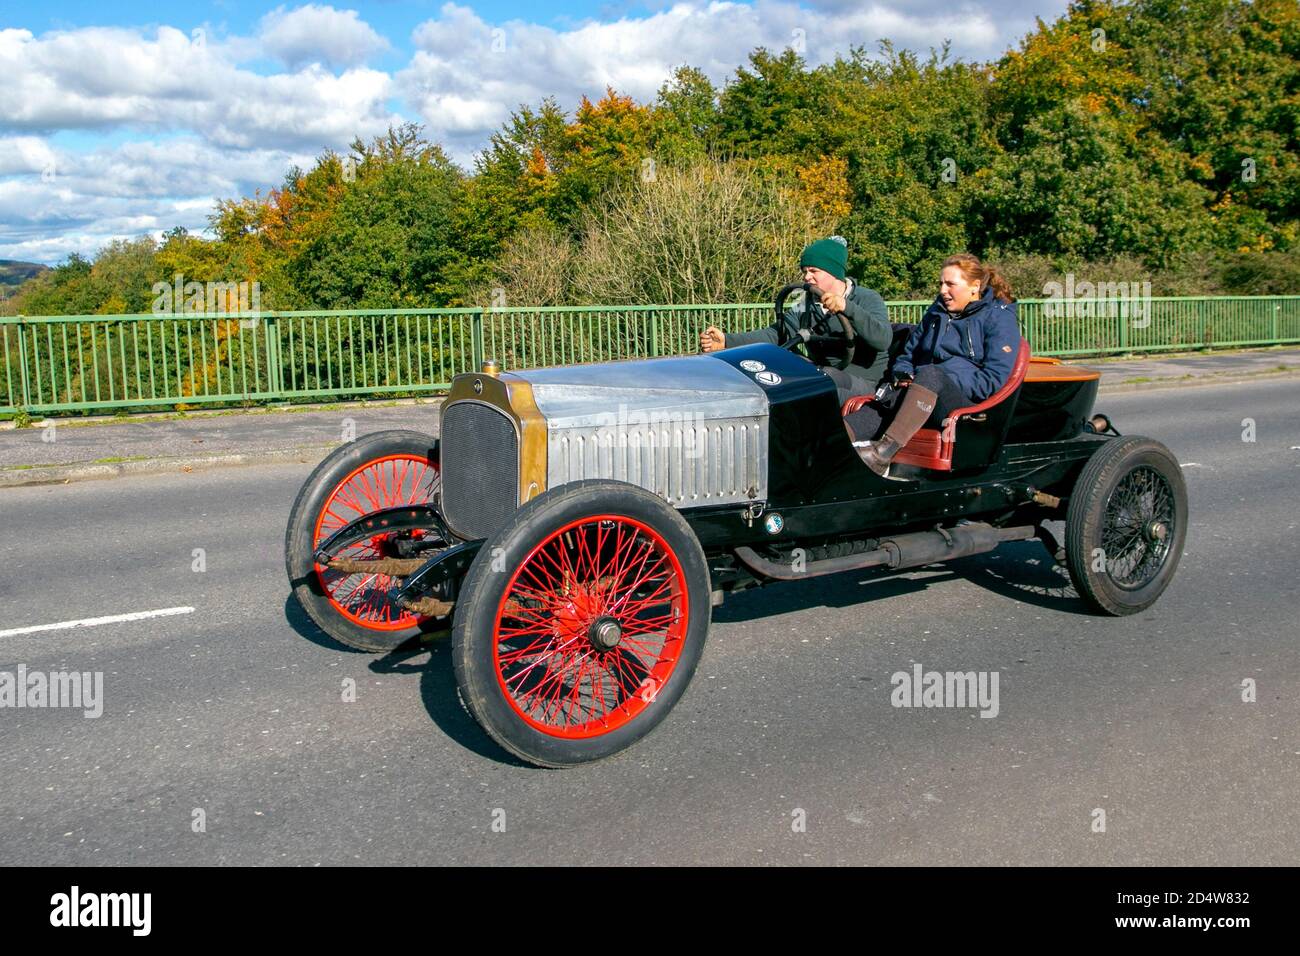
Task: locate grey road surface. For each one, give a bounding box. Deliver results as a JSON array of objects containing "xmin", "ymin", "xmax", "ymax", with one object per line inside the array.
[{"xmin": 0, "ymin": 378, "xmax": 1297, "ymax": 865}]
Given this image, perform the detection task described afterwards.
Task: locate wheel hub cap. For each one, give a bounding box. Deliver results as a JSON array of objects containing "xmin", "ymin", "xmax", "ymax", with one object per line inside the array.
[{"xmin": 589, "ymin": 616, "xmax": 623, "ymax": 650}]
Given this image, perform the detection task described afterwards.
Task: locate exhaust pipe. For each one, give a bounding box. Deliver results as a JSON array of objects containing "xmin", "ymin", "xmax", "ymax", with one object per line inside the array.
[{"xmin": 734, "ymin": 522, "xmax": 1036, "ymax": 582}]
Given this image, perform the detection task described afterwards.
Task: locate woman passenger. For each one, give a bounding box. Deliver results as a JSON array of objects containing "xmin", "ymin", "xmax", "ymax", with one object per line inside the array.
[{"xmin": 848, "ymin": 254, "xmax": 1021, "ymax": 476}]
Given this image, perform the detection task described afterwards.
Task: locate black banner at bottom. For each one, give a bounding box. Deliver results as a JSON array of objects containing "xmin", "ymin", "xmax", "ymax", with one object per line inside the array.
[{"xmin": 0, "ymin": 866, "xmax": 1285, "ymax": 941}]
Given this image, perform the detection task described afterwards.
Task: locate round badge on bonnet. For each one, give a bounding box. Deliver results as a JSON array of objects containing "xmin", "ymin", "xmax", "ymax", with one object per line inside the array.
[
  {"xmin": 473, "ymin": 379, "xmax": 483, "ymax": 394},
  {"xmin": 755, "ymin": 370, "xmax": 782, "ymax": 386},
  {"xmin": 739, "ymin": 359, "xmax": 766, "ymax": 372}
]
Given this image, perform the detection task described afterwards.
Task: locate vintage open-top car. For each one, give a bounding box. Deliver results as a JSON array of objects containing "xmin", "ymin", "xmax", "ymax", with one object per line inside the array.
[{"xmin": 284, "ymin": 285, "xmax": 1188, "ymax": 767}]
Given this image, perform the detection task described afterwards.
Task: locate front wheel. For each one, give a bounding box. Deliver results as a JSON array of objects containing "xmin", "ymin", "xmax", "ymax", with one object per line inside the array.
[
  {"xmin": 285, "ymin": 429, "xmax": 442, "ymax": 651},
  {"xmin": 452, "ymin": 480, "xmax": 711, "ymax": 767},
  {"xmin": 1064, "ymin": 436, "xmax": 1188, "ymax": 615}
]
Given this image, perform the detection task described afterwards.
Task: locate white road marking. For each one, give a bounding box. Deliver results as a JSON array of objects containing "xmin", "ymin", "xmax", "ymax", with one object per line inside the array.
[{"xmin": 0, "ymin": 606, "xmax": 195, "ymax": 638}]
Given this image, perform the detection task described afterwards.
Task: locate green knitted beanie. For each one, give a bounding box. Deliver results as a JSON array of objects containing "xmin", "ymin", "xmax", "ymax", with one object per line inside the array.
[{"xmin": 799, "ymin": 236, "xmax": 848, "ymax": 281}]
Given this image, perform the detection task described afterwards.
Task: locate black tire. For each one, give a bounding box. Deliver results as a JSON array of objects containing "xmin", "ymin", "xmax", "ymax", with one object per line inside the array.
[
  {"xmin": 452, "ymin": 480, "xmax": 711, "ymax": 768},
  {"xmin": 285, "ymin": 429, "xmax": 441, "ymax": 652},
  {"xmin": 1064, "ymin": 435, "xmax": 1188, "ymax": 616}
]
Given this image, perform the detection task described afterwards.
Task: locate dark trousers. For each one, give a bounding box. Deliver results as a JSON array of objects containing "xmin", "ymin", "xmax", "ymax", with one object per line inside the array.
[
  {"xmin": 822, "ymin": 366, "xmax": 878, "ymax": 405},
  {"xmin": 843, "ymin": 364, "xmax": 967, "ymax": 442}
]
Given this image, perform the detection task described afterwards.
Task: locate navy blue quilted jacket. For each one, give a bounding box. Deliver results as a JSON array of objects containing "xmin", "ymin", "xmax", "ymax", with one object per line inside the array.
[{"xmin": 892, "ymin": 286, "xmax": 1021, "ymax": 403}]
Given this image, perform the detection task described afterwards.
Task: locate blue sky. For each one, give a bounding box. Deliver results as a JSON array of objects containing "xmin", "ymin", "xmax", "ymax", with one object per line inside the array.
[
  {"xmin": 1, "ymin": 1, "xmax": 1069, "ymax": 264},
  {"xmin": 28, "ymin": 0, "xmax": 612, "ymax": 34}
]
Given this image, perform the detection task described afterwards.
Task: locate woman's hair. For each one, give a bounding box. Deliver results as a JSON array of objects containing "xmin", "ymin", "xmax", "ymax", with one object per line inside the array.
[{"xmin": 942, "ymin": 254, "xmax": 1015, "ymax": 303}]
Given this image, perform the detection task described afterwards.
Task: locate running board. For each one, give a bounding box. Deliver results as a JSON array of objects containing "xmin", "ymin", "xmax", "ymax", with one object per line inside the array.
[{"xmin": 734, "ymin": 523, "xmax": 1037, "ymax": 581}]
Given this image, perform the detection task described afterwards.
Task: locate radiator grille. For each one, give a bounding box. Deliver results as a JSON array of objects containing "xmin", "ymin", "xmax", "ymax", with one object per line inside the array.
[{"xmin": 440, "ymin": 401, "xmax": 519, "ymax": 540}]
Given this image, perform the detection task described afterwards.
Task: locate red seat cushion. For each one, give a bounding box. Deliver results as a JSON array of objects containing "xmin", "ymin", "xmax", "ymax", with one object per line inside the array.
[{"xmin": 896, "ymin": 428, "xmax": 943, "ymax": 461}]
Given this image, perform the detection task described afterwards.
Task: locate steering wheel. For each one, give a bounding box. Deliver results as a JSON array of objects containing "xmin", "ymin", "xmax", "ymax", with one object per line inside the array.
[{"xmin": 773, "ymin": 282, "xmax": 857, "ymax": 371}]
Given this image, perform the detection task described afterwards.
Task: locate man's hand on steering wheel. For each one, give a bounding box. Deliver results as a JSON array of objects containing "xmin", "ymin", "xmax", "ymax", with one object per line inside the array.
[
  {"xmin": 816, "ymin": 287, "xmax": 847, "ymax": 315},
  {"xmin": 773, "ymin": 281, "xmax": 856, "ymax": 370}
]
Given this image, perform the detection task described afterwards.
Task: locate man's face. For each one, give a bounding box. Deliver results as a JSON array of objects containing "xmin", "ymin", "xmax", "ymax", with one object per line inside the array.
[{"xmin": 801, "ymin": 266, "xmax": 837, "ymax": 291}]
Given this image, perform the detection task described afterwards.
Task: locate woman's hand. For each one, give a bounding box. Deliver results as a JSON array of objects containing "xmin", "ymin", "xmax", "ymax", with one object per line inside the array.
[{"xmin": 699, "ymin": 326, "xmax": 726, "ymax": 352}]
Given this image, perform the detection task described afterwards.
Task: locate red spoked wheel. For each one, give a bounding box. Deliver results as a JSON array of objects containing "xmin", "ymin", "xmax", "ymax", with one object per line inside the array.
[
  {"xmin": 494, "ymin": 515, "xmax": 688, "ymax": 738},
  {"xmin": 313, "ymin": 453, "xmax": 440, "ymax": 630},
  {"xmin": 285, "ymin": 429, "xmax": 443, "ymax": 652},
  {"xmin": 453, "ymin": 480, "xmax": 711, "ymax": 767}
]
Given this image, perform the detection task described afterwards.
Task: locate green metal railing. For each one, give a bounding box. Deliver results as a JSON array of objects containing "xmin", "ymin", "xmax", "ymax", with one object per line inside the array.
[{"xmin": 2, "ymin": 296, "xmax": 1298, "ymax": 415}]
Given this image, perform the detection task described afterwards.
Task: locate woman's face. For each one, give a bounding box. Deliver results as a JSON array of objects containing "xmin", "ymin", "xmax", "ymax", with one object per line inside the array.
[{"xmin": 940, "ymin": 266, "xmax": 980, "ymax": 312}]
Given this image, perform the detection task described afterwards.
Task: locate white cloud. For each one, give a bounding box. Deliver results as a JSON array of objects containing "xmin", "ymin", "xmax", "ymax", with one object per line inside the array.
[
  {"xmin": 400, "ymin": 1, "xmax": 1010, "ymax": 162},
  {"xmin": 0, "ymin": 21, "xmax": 397, "ymax": 262},
  {"xmin": 259, "ymin": 4, "xmax": 390, "ymax": 70},
  {"xmin": 0, "ymin": 136, "xmax": 316, "ymax": 262},
  {"xmin": 0, "ymin": 136, "xmax": 57, "ymax": 176},
  {"xmin": 0, "ymin": 26, "xmax": 399, "ymax": 151}
]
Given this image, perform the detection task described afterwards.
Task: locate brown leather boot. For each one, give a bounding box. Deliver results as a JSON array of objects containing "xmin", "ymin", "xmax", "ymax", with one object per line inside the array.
[
  {"xmin": 854, "ymin": 384, "xmax": 939, "ymax": 476},
  {"xmin": 853, "ymin": 438, "xmax": 898, "ymax": 476}
]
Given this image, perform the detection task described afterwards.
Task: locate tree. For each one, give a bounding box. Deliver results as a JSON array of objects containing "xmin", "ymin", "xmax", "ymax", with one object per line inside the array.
[
  {"xmin": 465, "ymin": 99, "xmax": 571, "ymax": 259},
  {"xmin": 567, "ymin": 157, "xmax": 840, "ymax": 305},
  {"xmin": 827, "ymin": 45, "xmax": 1002, "ymax": 294},
  {"xmin": 89, "ymin": 237, "xmax": 159, "ymax": 314},
  {"xmin": 972, "ymin": 100, "xmax": 1216, "ymax": 264},
  {"xmin": 552, "ymin": 89, "xmax": 657, "ymax": 225},
  {"xmin": 651, "ymin": 66, "xmax": 722, "ymax": 163},
  {"xmin": 992, "ymin": 0, "xmax": 1299, "ymax": 255},
  {"xmin": 990, "ymin": 0, "xmax": 1144, "ymax": 150},
  {"xmin": 11, "ymin": 0, "xmax": 1299, "ymax": 317},
  {"xmin": 9, "ymin": 254, "xmax": 99, "ymax": 315},
  {"xmin": 1124, "ymin": 0, "xmax": 1299, "ymax": 248},
  {"xmin": 717, "ymin": 48, "xmax": 827, "ymax": 158},
  {"xmin": 493, "ymin": 225, "xmax": 577, "ymax": 307},
  {"xmin": 293, "ymin": 129, "xmax": 467, "ymax": 308}
]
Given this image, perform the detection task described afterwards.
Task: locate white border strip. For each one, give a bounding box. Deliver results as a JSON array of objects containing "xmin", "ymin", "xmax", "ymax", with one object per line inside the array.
[{"xmin": 0, "ymin": 606, "xmax": 195, "ymax": 638}]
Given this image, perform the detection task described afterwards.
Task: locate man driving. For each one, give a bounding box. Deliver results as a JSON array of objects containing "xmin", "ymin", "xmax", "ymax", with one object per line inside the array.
[{"xmin": 699, "ymin": 236, "xmax": 894, "ymax": 403}]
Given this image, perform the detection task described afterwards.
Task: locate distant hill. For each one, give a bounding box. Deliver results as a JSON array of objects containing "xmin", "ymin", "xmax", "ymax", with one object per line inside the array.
[{"xmin": 0, "ymin": 260, "xmax": 49, "ymax": 301}]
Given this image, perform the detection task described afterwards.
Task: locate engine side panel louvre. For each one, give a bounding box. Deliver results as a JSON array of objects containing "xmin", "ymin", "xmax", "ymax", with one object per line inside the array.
[{"xmin": 549, "ymin": 418, "xmax": 767, "ymax": 506}]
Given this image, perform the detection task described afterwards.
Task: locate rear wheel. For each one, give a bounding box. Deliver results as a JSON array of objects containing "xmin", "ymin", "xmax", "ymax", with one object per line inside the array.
[
  {"xmin": 452, "ymin": 480, "xmax": 711, "ymax": 767},
  {"xmin": 285, "ymin": 429, "xmax": 442, "ymax": 651},
  {"xmin": 1064, "ymin": 436, "xmax": 1188, "ymax": 615}
]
